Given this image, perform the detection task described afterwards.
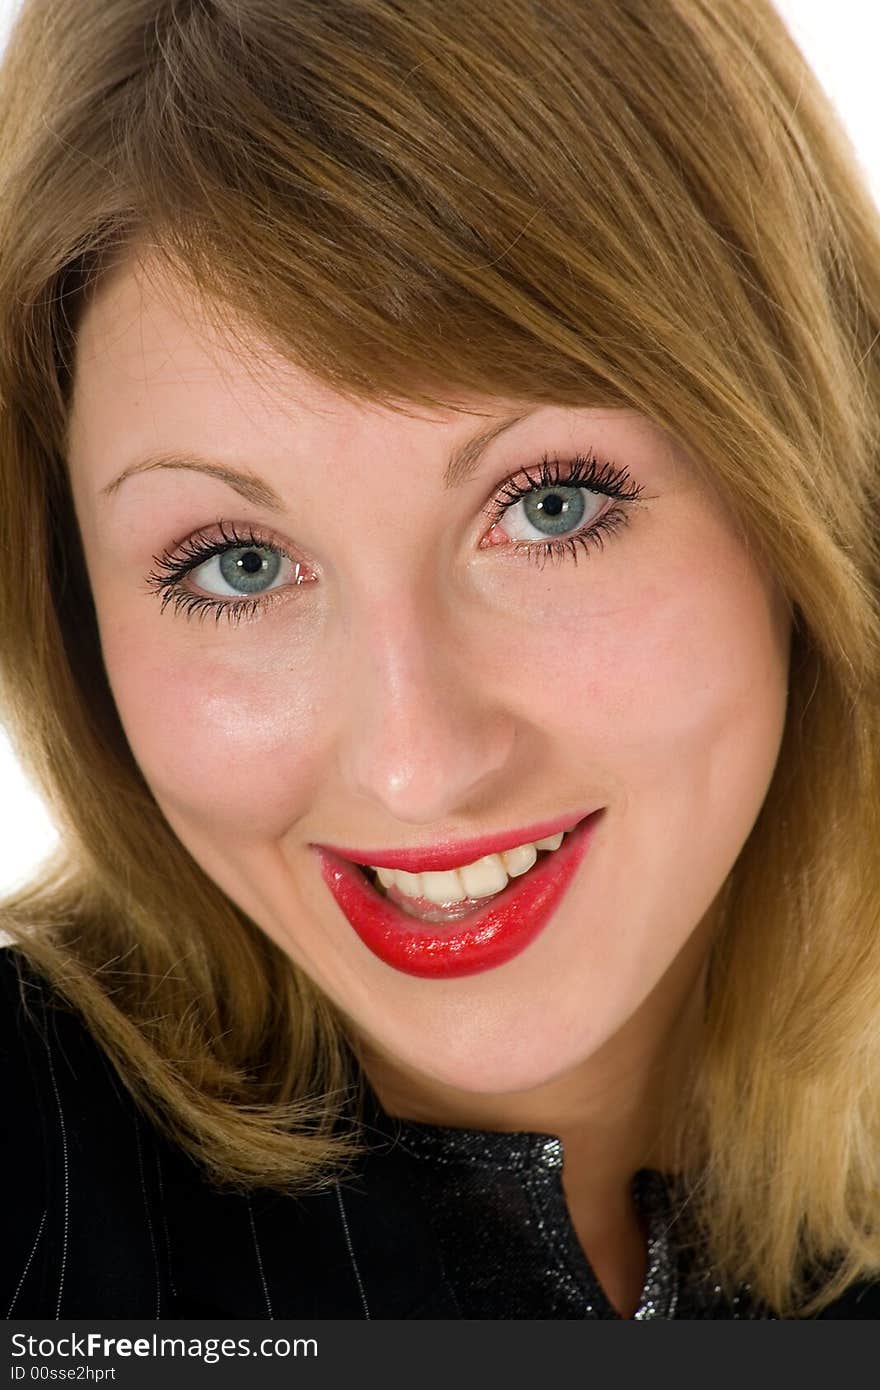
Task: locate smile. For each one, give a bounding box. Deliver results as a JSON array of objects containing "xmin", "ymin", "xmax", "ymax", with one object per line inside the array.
[
  {"xmin": 311, "ymin": 808, "xmax": 604, "ymax": 980},
  {"xmin": 367, "ymin": 826, "xmax": 575, "ymax": 910}
]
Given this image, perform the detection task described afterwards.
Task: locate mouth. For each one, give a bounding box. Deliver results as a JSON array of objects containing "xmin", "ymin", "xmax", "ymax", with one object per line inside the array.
[
  {"xmin": 359, "ymin": 863, "xmax": 512, "ymax": 922},
  {"xmin": 311, "ymin": 808, "xmax": 605, "ymax": 980}
]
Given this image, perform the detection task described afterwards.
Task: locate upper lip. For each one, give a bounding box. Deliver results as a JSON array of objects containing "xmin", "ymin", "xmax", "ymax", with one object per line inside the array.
[{"xmin": 312, "ymin": 807, "xmax": 601, "ymax": 873}]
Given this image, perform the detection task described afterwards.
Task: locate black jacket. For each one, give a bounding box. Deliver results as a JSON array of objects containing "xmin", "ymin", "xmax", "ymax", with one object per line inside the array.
[{"xmin": 2, "ymin": 945, "xmax": 878, "ymax": 1320}]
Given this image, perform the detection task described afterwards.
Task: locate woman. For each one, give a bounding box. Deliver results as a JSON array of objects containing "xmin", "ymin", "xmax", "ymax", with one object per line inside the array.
[{"xmin": 1, "ymin": 0, "xmax": 879, "ymax": 1320}]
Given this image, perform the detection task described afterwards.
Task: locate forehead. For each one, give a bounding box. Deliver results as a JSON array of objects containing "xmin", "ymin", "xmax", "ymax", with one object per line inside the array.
[
  {"xmin": 71, "ymin": 252, "xmax": 510, "ymax": 440},
  {"xmin": 70, "ymin": 254, "xmax": 675, "ymax": 512},
  {"xmin": 74, "ymin": 254, "xmax": 339, "ymax": 417}
]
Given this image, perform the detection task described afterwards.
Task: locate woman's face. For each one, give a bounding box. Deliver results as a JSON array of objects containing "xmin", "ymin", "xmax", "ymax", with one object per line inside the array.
[{"xmin": 68, "ymin": 255, "xmax": 792, "ymax": 1100}]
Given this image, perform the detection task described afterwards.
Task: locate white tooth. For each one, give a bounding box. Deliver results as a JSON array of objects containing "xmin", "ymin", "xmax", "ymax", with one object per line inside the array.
[
  {"xmin": 419, "ymin": 869, "xmax": 469, "ymax": 905},
  {"xmin": 393, "ymin": 868, "xmax": 425, "ymax": 896},
  {"xmin": 533, "ymin": 831, "xmax": 564, "ymax": 851},
  {"xmin": 501, "ymin": 843, "xmax": 539, "ymax": 877},
  {"xmin": 458, "ymin": 853, "xmax": 510, "ymax": 899},
  {"xmin": 369, "ymin": 831, "xmax": 569, "ymax": 899}
]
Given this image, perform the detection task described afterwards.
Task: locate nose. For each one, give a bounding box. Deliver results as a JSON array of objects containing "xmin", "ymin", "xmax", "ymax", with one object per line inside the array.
[{"xmin": 336, "ymin": 589, "xmax": 517, "ymax": 827}]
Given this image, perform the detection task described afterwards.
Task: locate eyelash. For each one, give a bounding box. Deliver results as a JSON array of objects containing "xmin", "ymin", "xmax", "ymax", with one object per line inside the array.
[{"xmin": 144, "ymin": 449, "xmax": 644, "ymax": 626}]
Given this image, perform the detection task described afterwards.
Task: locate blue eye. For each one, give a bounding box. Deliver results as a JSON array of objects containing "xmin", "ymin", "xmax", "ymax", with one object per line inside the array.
[
  {"xmin": 485, "ymin": 449, "xmax": 643, "ymax": 569},
  {"xmin": 189, "ymin": 541, "xmax": 287, "ymax": 597},
  {"xmin": 145, "ymin": 519, "xmax": 312, "ymax": 626},
  {"xmin": 145, "ymin": 449, "xmax": 644, "ymax": 625}
]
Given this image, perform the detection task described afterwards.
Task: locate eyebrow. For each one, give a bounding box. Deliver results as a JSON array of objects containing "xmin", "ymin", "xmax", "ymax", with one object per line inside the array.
[{"xmin": 98, "ymin": 411, "xmax": 532, "ymax": 510}]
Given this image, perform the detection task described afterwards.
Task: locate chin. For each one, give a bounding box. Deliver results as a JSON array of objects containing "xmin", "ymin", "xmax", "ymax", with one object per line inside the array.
[{"xmin": 362, "ymin": 1020, "xmax": 609, "ymax": 1105}]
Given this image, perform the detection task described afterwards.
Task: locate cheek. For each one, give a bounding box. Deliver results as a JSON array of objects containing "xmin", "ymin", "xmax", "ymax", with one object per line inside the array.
[
  {"xmin": 504, "ymin": 531, "xmax": 788, "ymax": 792},
  {"xmin": 619, "ymin": 568, "xmax": 789, "ymax": 810},
  {"xmin": 568, "ymin": 533, "xmax": 791, "ymax": 913},
  {"xmin": 101, "ymin": 629, "xmax": 326, "ymax": 839}
]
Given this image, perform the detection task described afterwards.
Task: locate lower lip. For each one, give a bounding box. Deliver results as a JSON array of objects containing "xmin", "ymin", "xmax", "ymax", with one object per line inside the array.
[{"xmin": 312, "ymin": 810, "xmax": 604, "ymax": 980}]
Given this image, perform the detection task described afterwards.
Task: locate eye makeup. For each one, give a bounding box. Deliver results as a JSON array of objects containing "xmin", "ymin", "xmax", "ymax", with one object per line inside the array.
[{"xmin": 142, "ymin": 448, "xmax": 644, "ymax": 625}]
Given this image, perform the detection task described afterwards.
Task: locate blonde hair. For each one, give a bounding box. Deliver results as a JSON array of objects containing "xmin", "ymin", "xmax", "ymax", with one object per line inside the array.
[{"xmin": 1, "ymin": 0, "xmax": 879, "ymax": 1318}]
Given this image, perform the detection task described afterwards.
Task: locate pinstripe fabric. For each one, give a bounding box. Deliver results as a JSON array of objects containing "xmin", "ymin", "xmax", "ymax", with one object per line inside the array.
[
  {"xmin": 6, "ymin": 1205, "xmax": 46, "ymax": 1317},
  {"xmin": 0, "ymin": 946, "xmax": 454, "ymax": 1319}
]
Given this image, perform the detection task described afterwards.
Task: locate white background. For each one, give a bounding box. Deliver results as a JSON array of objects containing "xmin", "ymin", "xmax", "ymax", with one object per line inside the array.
[{"xmin": 0, "ymin": 0, "xmax": 878, "ymax": 895}]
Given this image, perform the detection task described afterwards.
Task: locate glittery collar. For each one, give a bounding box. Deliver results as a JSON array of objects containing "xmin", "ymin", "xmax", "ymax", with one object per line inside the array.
[{"xmin": 357, "ymin": 1079, "xmax": 680, "ymax": 1318}]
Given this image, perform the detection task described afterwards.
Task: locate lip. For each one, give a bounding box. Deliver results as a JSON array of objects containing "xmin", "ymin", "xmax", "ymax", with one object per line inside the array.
[
  {"xmin": 312, "ymin": 808, "xmax": 604, "ymax": 980},
  {"xmin": 312, "ymin": 805, "xmax": 601, "ymax": 873}
]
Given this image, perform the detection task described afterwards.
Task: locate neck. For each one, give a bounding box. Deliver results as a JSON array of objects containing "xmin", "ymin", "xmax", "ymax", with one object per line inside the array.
[
  {"xmin": 357, "ymin": 904, "xmax": 716, "ymax": 1200},
  {"xmin": 358, "ymin": 918, "xmax": 712, "ymax": 1318}
]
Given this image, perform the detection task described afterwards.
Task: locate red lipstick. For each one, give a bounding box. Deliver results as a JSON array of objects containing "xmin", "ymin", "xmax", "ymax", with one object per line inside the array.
[
  {"xmin": 311, "ymin": 808, "xmax": 604, "ymax": 980},
  {"xmin": 315, "ymin": 806, "xmax": 600, "ymax": 873}
]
